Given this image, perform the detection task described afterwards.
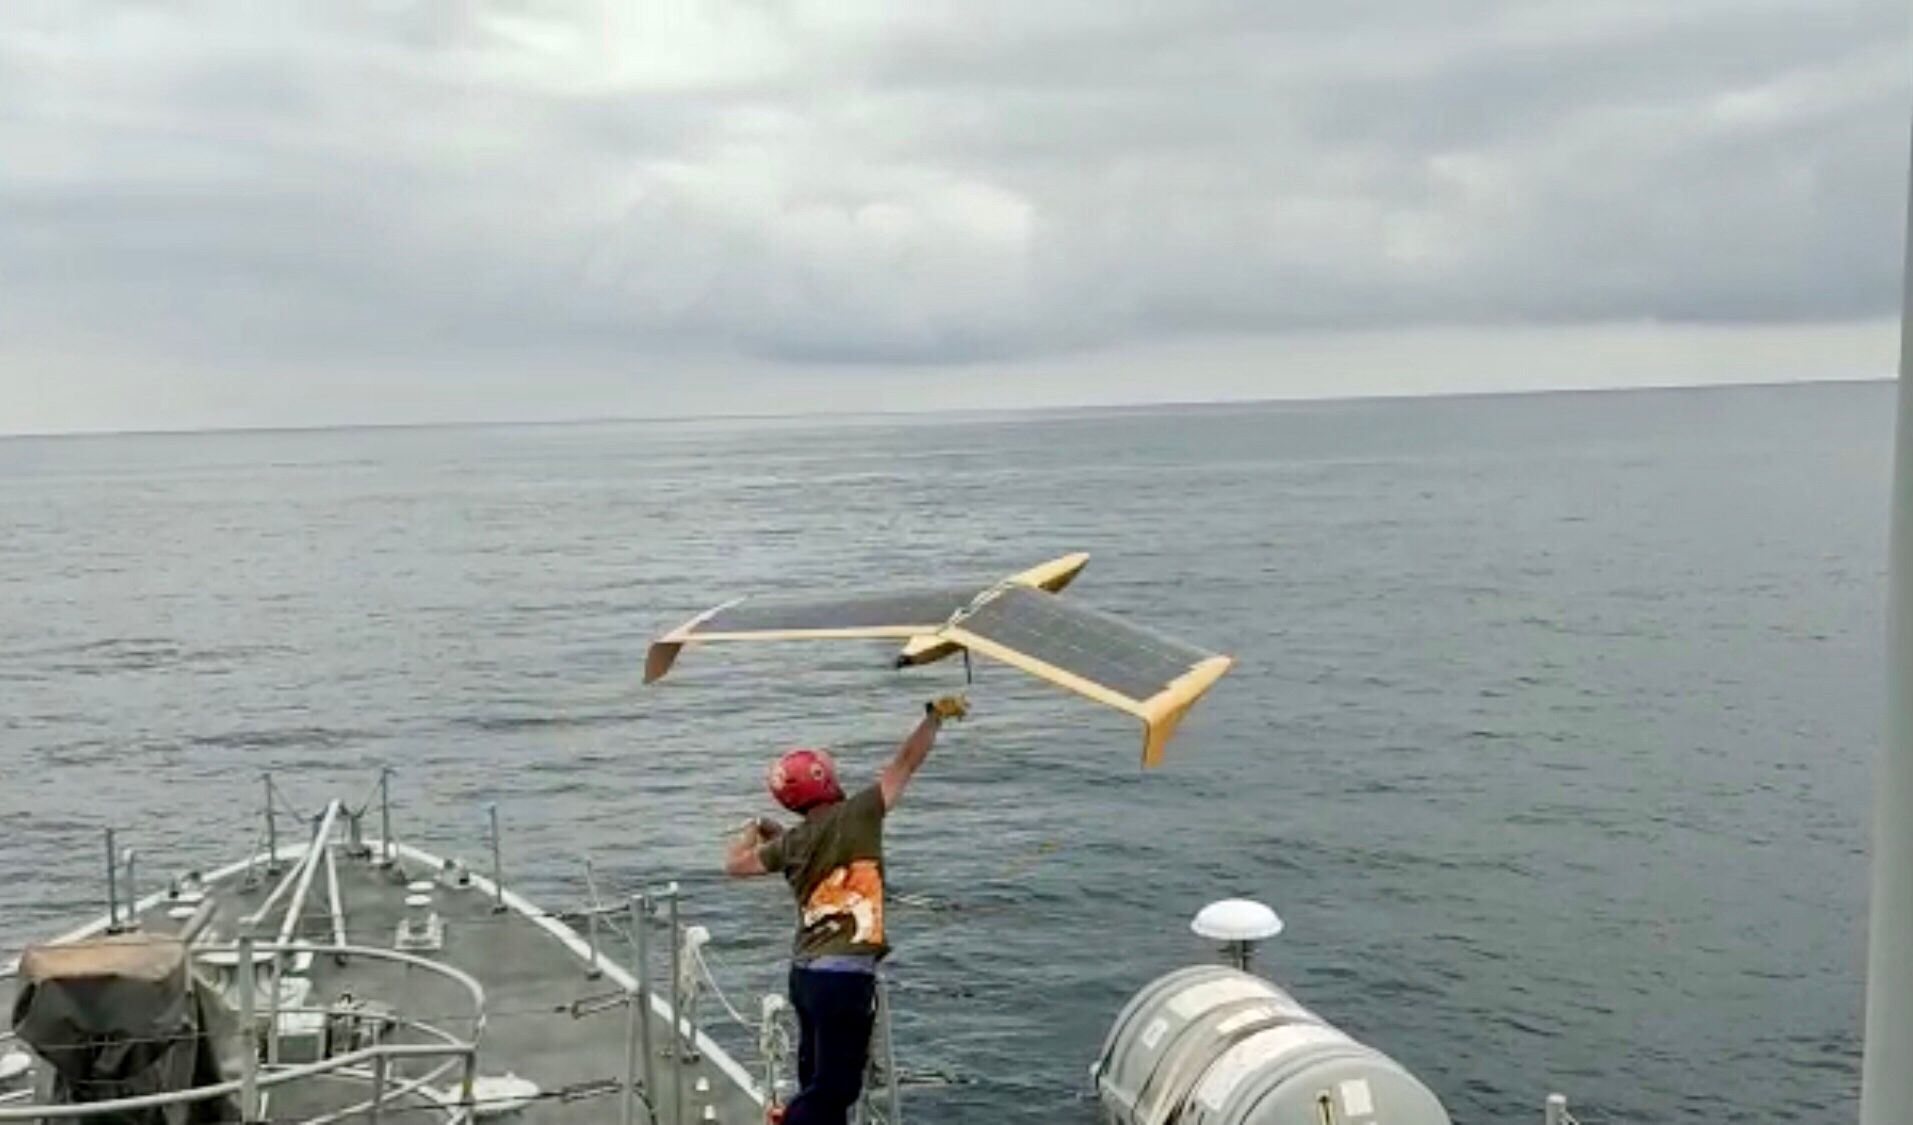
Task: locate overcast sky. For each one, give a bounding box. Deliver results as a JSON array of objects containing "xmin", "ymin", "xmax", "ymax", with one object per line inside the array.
[{"xmin": 2, "ymin": 1, "xmax": 1907, "ymax": 434}]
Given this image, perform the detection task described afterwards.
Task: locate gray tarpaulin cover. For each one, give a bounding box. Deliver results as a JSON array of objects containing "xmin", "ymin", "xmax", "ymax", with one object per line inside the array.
[{"xmin": 11, "ymin": 934, "xmax": 239, "ymax": 1123}]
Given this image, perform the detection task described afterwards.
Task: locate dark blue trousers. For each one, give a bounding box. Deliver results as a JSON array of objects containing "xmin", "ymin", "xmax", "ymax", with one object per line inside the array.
[{"xmin": 784, "ymin": 966, "xmax": 878, "ymax": 1125}]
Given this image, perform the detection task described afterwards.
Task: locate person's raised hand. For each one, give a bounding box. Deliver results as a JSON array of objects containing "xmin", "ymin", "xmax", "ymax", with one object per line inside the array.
[{"xmin": 925, "ymin": 694, "xmax": 970, "ymax": 722}]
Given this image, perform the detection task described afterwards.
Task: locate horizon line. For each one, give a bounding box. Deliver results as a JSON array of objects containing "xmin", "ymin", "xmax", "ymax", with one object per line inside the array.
[{"xmin": 0, "ymin": 373, "xmax": 1889, "ymax": 442}]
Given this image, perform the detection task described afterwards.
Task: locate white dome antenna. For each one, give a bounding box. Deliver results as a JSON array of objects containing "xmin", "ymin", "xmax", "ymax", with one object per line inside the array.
[{"xmin": 1191, "ymin": 899, "xmax": 1283, "ymax": 971}]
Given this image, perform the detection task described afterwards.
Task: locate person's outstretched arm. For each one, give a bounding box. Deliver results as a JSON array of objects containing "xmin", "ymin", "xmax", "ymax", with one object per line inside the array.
[
  {"xmin": 723, "ymin": 818, "xmax": 782, "ymax": 877},
  {"xmin": 880, "ymin": 696, "xmax": 968, "ymax": 810}
]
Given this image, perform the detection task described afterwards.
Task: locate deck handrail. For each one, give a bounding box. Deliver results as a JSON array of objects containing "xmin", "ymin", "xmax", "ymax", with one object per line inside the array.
[
  {"xmin": 0, "ymin": 1041, "xmax": 473, "ymax": 1122},
  {"xmin": 0, "ymin": 939, "xmax": 487, "ymax": 1124}
]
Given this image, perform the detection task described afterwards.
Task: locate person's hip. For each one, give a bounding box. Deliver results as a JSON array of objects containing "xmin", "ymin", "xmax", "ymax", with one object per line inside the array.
[{"xmin": 794, "ymin": 953, "xmax": 879, "ymax": 975}]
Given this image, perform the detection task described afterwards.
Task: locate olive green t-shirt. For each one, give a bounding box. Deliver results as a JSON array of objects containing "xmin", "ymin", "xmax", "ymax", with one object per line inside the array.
[{"xmin": 756, "ymin": 784, "xmax": 889, "ymax": 961}]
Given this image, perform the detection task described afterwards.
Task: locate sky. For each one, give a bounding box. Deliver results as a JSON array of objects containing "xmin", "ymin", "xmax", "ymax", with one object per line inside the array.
[{"xmin": 1, "ymin": 1, "xmax": 1908, "ymax": 435}]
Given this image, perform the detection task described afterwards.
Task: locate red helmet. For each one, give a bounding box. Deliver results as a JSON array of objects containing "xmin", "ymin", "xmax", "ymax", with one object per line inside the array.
[{"xmin": 767, "ymin": 748, "xmax": 844, "ymax": 813}]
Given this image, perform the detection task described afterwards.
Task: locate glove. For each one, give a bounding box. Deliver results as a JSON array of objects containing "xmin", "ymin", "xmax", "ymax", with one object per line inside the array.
[{"xmin": 925, "ymin": 694, "xmax": 970, "ymax": 722}]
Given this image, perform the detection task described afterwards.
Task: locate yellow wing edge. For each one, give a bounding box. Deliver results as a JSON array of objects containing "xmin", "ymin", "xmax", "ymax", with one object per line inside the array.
[
  {"xmin": 645, "ymin": 623, "xmax": 927, "ymax": 684},
  {"xmin": 940, "ymin": 629, "xmax": 1233, "ymax": 767}
]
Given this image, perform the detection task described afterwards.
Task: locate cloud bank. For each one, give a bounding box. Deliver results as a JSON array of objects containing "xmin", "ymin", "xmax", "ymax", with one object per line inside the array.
[{"xmin": 1, "ymin": 1, "xmax": 1905, "ymax": 431}]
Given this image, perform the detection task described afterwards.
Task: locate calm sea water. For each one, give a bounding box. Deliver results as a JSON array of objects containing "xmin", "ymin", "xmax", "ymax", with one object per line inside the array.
[{"xmin": 0, "ymin": 382, "xmax": 1889, "ymax": 1123}]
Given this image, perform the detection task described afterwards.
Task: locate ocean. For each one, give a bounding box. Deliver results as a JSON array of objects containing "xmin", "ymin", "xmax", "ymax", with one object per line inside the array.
[{"xmin": 0, "ymin": 381, "xmax": 1888, "ymax": 1122}]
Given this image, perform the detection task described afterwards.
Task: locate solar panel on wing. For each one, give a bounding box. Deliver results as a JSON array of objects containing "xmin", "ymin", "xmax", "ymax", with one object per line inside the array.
[
  {"xmin": 694, "ymin": 585, "xmax": 982, "ymax": 636},
  {"xmin": 644, "ymin": 553, "xmax": 1229, "ymax": 761},
  {"xmin": 951, "ymin": 585, "xmax": 1213, "ymax": 704}
]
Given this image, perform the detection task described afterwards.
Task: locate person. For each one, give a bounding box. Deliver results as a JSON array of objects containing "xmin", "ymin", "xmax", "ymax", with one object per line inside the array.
[{"xmin": 723, "ymin": 695, "xmax": 970, "ymax": 1125}]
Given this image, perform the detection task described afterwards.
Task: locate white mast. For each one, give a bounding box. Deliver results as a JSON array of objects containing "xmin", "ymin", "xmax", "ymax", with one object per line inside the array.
[{"xmin": 1860, "ymin": 129, "xmax": 1913, "ymax": 1125}]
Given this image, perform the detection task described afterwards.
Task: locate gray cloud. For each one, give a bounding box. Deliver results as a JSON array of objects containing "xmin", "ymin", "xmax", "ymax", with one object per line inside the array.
[{"xmin": 0, "ymin": 0, "xmax": 1905, "ymax": 430}]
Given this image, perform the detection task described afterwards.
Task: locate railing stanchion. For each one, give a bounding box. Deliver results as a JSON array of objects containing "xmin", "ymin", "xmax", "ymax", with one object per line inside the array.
[
  {"xmin": 368, "ymin": 1053, "xmax": 388, "ymax": 1125},
  {"xmin": 103, "ymin": 828, "xmax": 119, "ymax": 933},
  {"xmin": 263, "ymin": 774, "xmax": 280, "ymax": 873},
  {"xmin": 665, "ymin": 883, "xmax": 685, "ymax": 1125},
  {"xmin": 378, "ymin": 767, "xmax": 394, "ymax": 867},
  {"xmin": 237, "ymin": 933, "xmax": 261, "ymax": 1122},
  {"xmin": 488, "ymin": 804, "xmax": 506, "ymax": 913},
  {"xmin": 634, "ymin": 893, "xmax": 658, "ymax": 1120},
  {"xmin": 460, "ymin": 1047, "xmax": 479, "ymax": 1120},
  {"xmin": 123, "ymin": 848, "xmax": 138, "ymax": 929}
]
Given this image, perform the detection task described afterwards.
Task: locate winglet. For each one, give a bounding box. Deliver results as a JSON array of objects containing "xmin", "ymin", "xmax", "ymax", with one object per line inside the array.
[
  {"xmin": 644, "ymin": 641, "xmax": 683, "ymax": 684},
  {"xmin": 894, "ymin": 634, "xmax": 953, "ymax": 668},
  {"xmin": 643, "ymin": 601, "xmax": 738, "ymax": 683},
  {"xmin": 1015, "ymin": 552, "xmax": 1090, "ymax": 593},
  {"xmin": 1139, "ymin": 655, "xmax": 1234, "ymax": 767}
]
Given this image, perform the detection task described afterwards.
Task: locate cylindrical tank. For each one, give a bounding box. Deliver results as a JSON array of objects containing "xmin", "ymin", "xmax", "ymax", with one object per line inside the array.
[{"xmin": 1094, "ymin": 965, "xmax": 1450, "ymax": 1125}]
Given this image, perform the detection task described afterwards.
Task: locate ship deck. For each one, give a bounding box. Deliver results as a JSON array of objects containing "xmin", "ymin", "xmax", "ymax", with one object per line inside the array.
[{"xmin": 0, "ymin": 820, "xmax": 764, "ymax": 1125}]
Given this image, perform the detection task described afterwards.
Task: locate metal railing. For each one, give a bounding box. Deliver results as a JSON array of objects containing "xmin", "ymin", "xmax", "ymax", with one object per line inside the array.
[
  {"xmin": 6, "ymin": 772, "xmax": 771, "ymax": 1125},
  {"xmin": 0, "ymin": 939, "xmax": 486, "ymax": 1124}
]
